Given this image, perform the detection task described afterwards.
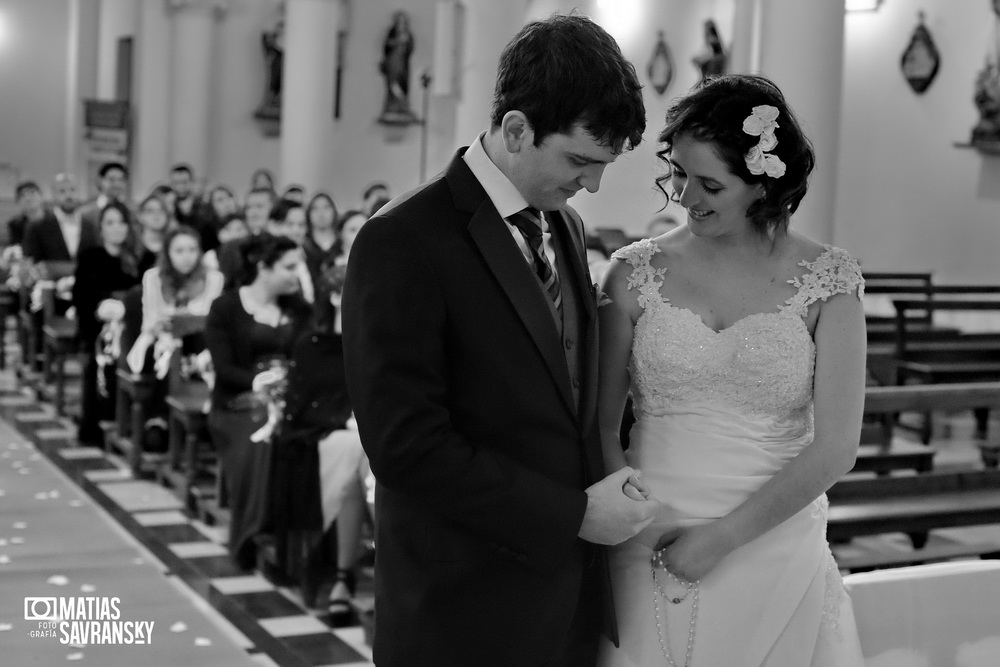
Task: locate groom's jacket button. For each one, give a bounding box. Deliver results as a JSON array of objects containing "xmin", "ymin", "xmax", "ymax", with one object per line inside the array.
[
  {"xmin": 572, "ymin": 378, "xmax": 581, "ymax": 388},
  {"xmin": 564, "ymin": 339, "xmax": 575, "ymax": 349}
]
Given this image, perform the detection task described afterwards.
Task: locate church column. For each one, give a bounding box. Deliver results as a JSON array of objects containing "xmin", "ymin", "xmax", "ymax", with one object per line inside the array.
[
  {"xmin": 731, "ymin": 0, "xmax": 845, "ymax": 244},
  {"xmin": 451, "ymin": 0, "xmax": 530, "ymax": 144},
  {"xmin": 279, "ymin": 0, "xmax": 341, "ymax": 193},
  {"xmin": 167, "ymin": 0, "xmax": 224, "ymax": 178}
]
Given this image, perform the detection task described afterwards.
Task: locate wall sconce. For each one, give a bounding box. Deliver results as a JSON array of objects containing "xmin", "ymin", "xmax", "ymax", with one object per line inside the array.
[{"xmin": 846, "ymin": 0, "xmax": 883, "ymax": 11}]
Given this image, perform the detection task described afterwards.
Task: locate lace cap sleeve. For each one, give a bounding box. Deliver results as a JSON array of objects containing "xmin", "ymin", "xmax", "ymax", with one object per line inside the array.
[
  {"xmin": 784, "ymin": 245, "xmax": 865, "ymax": 318},
  {"xmin": 610, "ymin": 238, "xmax": 666, "ymax": 310}
]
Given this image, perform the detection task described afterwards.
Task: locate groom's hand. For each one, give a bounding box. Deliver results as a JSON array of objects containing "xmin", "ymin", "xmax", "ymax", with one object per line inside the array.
[{"xmin": 578, "ymin": 467, "xmax": 661, "ymax": 545}]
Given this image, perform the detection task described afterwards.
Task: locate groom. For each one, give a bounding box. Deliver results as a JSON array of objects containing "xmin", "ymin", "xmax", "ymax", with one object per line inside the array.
[{"xmin": 343, "ymin": 14, "xmax": 656, "ymax": 666}]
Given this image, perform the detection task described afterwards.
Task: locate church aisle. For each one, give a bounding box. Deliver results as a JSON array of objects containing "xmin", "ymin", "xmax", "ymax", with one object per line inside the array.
[{"xmin": 0, "ymin": 379, "xmax": 374, "ymax": 667}]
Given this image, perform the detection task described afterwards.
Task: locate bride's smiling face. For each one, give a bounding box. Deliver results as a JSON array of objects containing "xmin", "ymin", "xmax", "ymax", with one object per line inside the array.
[{"xmin": 668, "ymin": 133, "xmax": 761, "ymax": 237}]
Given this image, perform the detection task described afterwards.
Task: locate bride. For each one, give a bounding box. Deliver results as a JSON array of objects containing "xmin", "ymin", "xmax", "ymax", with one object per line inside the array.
[{"xmin": 597, "ymin": 74, "xmax": 866, "ymax": 666}]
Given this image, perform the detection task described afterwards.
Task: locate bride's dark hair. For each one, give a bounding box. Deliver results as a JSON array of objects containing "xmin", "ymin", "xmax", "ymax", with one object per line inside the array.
[{"xmin": 655, "ymin": 74, "xmax": 815, "ymax": 237}]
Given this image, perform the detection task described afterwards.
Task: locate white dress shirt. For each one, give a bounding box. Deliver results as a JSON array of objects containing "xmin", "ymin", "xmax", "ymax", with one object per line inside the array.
[
  {"xmin": 52, "ymin": 206, "xmax": 83, "ymax": 258},
  {"xmin": 463, "ymin": 133, "xmax": 560, "ymax": 280}
]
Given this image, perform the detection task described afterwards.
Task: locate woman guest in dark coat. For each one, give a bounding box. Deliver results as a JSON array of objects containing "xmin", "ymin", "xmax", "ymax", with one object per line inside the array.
[
  {"xmin": 72, "ymin": 201, "xmax": 142, "ymax": 445},
  {"xmin": 272, "ymin": 257, "xmax": 368, "ymax": 617},
  {"xmin": 302, "ymin": 192, "xmax": 338, "ymax": 283},
  {"xmin": 205, "ymin": 234, "xmax": 311, "ymax": 569}
]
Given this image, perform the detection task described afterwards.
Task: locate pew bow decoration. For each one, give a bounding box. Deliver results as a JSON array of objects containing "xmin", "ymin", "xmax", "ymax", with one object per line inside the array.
[
  {"xmin": 95, "ymin": 299, "xmax": 126, "ymax": 398},
  {"xmin": 249, "ymin": 361, "xmax": 289, "ymax": 443}
]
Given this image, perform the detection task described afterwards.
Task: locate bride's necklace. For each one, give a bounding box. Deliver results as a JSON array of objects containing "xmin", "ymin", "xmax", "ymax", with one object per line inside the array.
[{"xmin": 651, "ymin": 549, "xmax": 699, "ymax": 667}]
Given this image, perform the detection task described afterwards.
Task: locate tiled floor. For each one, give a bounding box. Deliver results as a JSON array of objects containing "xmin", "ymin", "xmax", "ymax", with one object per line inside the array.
[{"xmin": 0, "ymin": 371, "xmax": 374, "ymax": 667}]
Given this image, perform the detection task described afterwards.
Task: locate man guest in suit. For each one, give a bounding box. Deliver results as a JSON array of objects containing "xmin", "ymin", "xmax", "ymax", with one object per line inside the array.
[
  {"xmin": 23, "ymin": 173, "xmax": 98, "ymax": 263},
  {"xmin": 342, "ymin": 15, "xmax": 659, "ymax": 667}
]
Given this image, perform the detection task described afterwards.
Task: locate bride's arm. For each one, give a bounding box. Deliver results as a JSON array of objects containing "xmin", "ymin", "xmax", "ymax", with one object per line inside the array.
[
  {"xmin": 660, "ymin": 290, "xmax": 866, "ymax": 581},
  {"xmin": 597, "ymin": 258, "xmax": 642, "ymax": 473}
]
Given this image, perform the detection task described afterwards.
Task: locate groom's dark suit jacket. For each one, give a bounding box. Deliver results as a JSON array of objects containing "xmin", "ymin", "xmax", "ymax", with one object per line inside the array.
[{"xmin": 343, "ymin": 150, "xmax": 614, "ymax": 666}]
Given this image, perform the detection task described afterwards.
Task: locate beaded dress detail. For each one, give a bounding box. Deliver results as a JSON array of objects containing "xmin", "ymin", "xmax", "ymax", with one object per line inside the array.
[{"xmin": 598, "ymin": 239, "xmax": 865, "ymax": 667}]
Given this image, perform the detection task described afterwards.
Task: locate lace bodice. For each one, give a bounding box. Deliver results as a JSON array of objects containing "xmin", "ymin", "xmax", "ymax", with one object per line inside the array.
[{"xmin": 613, "ymin": 239, "xmax": 863, "ymax": 424}]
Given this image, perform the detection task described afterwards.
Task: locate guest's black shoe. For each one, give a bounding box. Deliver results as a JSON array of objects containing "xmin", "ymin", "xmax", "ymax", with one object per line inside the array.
[{"xmin": 327, "ymin": 569, "xmax": 356, "ymax": 620}]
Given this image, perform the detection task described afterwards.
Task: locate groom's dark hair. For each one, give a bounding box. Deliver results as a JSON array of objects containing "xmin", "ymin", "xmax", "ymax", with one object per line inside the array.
[{"xmin": 490, "ymin": 13, "xmax": 645, "ymax": 153}]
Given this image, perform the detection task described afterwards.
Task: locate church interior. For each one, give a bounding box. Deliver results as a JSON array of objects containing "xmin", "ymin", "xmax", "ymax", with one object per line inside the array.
[{"xmin": 2, "ymin": 0, "xmax": 1000, "ymax": 665}]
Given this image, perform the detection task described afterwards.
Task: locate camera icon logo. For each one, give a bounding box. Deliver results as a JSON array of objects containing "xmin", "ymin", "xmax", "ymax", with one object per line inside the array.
[{"xmin": 24, "ymin": 597, "xmax": 58, "ymax": 621}]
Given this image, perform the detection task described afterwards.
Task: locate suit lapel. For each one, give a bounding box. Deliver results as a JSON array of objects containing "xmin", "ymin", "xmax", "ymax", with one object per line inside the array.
[{"xmin": 446, "ymin": 152, "xmax": 576, "ymax": 417}]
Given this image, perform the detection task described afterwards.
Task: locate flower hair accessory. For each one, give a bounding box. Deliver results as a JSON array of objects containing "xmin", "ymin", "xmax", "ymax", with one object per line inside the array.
[{"xmin": 742, "ymin": 105, "xmax": 786, "ymax": 178}]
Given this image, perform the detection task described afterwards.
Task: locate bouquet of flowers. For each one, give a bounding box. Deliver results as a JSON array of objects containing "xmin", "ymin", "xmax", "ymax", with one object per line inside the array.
[{"xmin": 249, "ymin": 359, "xmax": 289, "ymax": 443}]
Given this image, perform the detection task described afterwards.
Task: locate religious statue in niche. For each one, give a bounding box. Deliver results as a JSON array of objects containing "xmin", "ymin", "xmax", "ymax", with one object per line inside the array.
[
  {"xmin": 378, "ymin": 10, "xmax": 419, "ymax": 126},
  {"xmin": 969, "ymin": 0, "xmax": 1000, "ymax": 153},
  {"xmin": 648, "ymin": 31, "xmax": 674, "ymax": 95},
  {"xmin": 254, "ymin": 4, "xmax": 285, "ymax": 130},
  {"xmin": 692, "ymin": 19, "xmax": 726, "ymax": 82},
  {"xmin": 900, "ymin": 11, "xmax": 939, "ymax": 94}
]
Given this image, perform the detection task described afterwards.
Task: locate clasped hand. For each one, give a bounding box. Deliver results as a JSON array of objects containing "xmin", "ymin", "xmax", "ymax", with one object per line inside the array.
[
  {"xmin": 578, "ymin": 466, "xmax": 662, "ymax": 546},
  {"xmin": 652, "ymin": 522, "xmax": 737, "ymax": 583}
]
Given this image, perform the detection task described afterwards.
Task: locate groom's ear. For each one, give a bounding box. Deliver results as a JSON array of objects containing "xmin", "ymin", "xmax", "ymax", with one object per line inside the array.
[{"xmin": 500, "ymin": 111, "xmax": 533, "ymax": 154}]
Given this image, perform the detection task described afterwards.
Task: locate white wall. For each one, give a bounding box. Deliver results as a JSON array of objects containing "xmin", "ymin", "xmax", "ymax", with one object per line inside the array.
[
  {"xmin": 836, "ymin": 0, "xmax": 1000, "ymax": 282},
  {"xmin": 0, "ymin": 0, "xmax": 72, "ymax": 191},
  {"xmin": 95, "ymin": 0, "xmax": 135, "ymax": 100}
]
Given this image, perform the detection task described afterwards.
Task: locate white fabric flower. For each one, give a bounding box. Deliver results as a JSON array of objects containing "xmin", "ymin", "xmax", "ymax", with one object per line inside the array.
[
  {"xmin": 752, "ymin": 104, "xmax": 780, "ymax": 123},
  {"xmin": 745, "ymin": 145, "xmax": 766, "ymax": 175},
  {"xmin": 96, "ymin": 298, "xmax": 125, "ymax": 322},
  {"xmin": 758, "ymin": 126, "xmax": 778, "ymax": 151},
  {"xmin": 742, "ymin": 105, "xmax": 786, "ymax": 178},
  {"xmin": 763, "ymin": 154, "xmax": 786, "ymax": 178}
]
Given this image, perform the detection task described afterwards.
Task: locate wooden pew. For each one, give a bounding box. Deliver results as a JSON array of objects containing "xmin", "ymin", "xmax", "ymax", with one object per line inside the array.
[
  {"xmin": 156, "ymin": 315, "xmax": 218, "ymax": 514},
  {"xmin": 38, "ymin": 263, "xmax": 79, "ymax": 416},
  {"xmin": 892, "ymin": 292, "xmax": 1000, "ymax": 442},
  {"xmin": 829, "ymin": 384, "xmax": 1000, "ymax": 570},
  {"xmin": 110, "ymin": 285, "xmax": 159, "ymax": 475},
  {"xmin": 828, "ymin": 469, "xmax": 1000, "ymax": 548},
  {"xmin": 0, "ymin": 285, "xmax": 17, "ymax": 369}
]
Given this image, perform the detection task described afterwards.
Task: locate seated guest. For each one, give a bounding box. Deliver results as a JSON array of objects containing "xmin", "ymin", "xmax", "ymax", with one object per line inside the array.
[
  {"xmin": 201, "ymin": 185, "xmax": 239, "ymax": 253},
  {"xmin": 361, "ymin": 182, "xmax": 389, "ymax": 217},
  {"xmin": 135, "ymin": 194, "xmax": 171, "ymax": 274},
  {"xmin": 169, "ymin": 164, "xmax": 199, "ymax": 226},
  {"xmin": 281, "ymin": 184, "xmax": 306, "ymax": 204},
  {"xmin": 24, "ymin": 173, "xmax": 98, "ymax": 262},
  {"xmin": 331, "ymin": 209, "xmax": 368, "ymax": 267},
  {"xmin": 72, "ymin": 202, "xmax": 143, "ymax": 445},
  {"xmin": 150, "ymin": 184, "xmax": 178, "ymax": 222},
  {"xmin": 245, "ymin": 187, "xmax": 275, "ymax": 236},
  {"xmin": 205, "ymin": 234, "xmax": 311, "ymax": 569},
  {"xmin": 303, "ymin": 193, "xmax": 338, "ymax": 281},
  {"xmin": 250, "ymin": 168, "xmax": 275, "ymax": 193},
  {"xmin": 6, "ymin": 180, "xmax": 47, "ymax": 248},
  {"xmin": 127, "ymin": 225, "xmax": 224, "ymax": 376},
  {"xmin": 585, "ymin": 235, "xmax": 612, "ymax": 285},
  {"xmin": 2, "ymin": 181, "xmax": 48, "ymax": 289},
  {"xmin": 79, "ymin": 162, "xmax": 132, "ymax": 229},
  {"xmin": 203, "ymin": 213, "xmax": 249, "ymax": 273},
  {"xmin": 266, "ymin": 200, "xmax": 313, "ymax": 303},
  {"xmin": 218, "ymin": 187, "xmax": 275, "ymax": 289},
  {"xmin": 273, "ymin": 257, "xmax": 369, "ymax": 617}
]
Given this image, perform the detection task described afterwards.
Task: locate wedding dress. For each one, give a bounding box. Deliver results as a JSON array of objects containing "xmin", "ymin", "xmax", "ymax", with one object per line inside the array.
[{"xmin": 598, "ymin": 239, "xmax": 865, "ymax": 667}]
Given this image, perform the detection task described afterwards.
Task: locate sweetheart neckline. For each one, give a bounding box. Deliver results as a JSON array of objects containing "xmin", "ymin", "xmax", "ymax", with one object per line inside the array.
[{"xmin": 644, "ymin": 300, "xmax": 809, "ymax": 336}]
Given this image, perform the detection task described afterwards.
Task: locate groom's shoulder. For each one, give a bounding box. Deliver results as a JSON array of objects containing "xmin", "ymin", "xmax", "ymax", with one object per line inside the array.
[{"xmin": 373, "ymin": 174, "xmax": 455, "ymax": 222}]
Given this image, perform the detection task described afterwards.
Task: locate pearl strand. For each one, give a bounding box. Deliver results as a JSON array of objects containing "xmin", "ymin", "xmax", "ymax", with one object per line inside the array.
[{"xmin": 651, "ymin": 549, "xmax": 699, "ymax": 667}]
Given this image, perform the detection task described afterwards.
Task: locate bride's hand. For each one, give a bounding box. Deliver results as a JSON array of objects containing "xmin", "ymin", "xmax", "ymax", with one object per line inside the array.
[{"xmin": 652, "ymin": 522, "xmax": 737, "ymax": 583}]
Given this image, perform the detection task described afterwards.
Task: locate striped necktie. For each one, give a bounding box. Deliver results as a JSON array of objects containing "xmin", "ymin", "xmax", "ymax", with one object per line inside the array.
[{"xmin": 508, "ymin": 207, "xmax": 562, "ymax": 313}]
